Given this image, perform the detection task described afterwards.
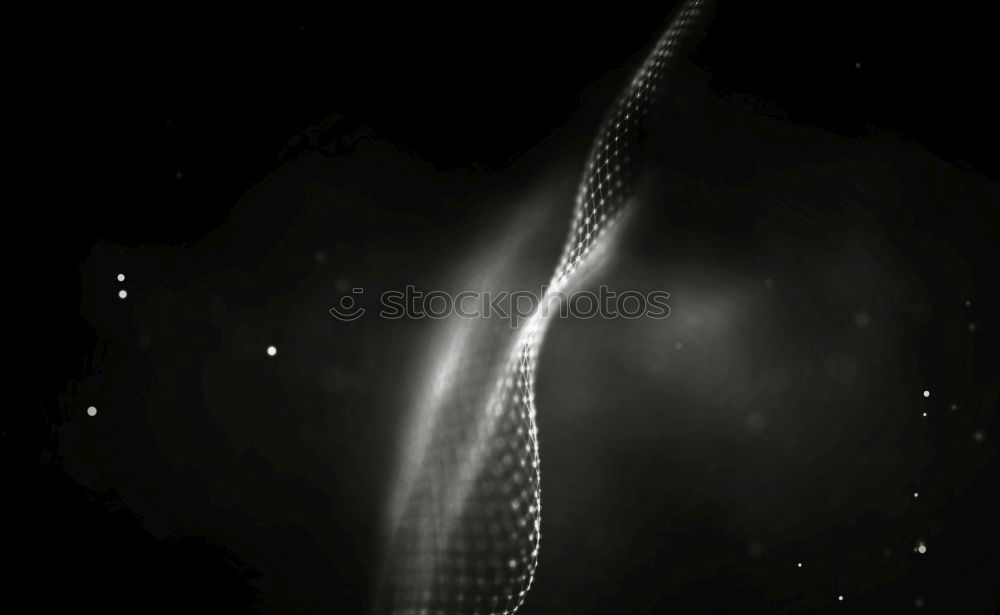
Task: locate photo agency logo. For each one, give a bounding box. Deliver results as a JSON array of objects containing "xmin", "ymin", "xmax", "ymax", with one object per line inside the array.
[{"xmin": 329, "ymin": 285, "xmax": 670, "ymax": 327}]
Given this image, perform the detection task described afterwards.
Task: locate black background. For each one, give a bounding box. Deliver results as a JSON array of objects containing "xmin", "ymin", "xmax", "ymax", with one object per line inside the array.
[{"xmin": 18, "ymin": 1, "xmax": 999, "ymax": 613}]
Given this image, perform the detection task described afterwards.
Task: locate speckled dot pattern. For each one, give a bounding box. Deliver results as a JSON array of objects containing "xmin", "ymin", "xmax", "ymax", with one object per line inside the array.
[{"xmin": 380, "ymin": 3, "xmax": 709, "ymax": 613}]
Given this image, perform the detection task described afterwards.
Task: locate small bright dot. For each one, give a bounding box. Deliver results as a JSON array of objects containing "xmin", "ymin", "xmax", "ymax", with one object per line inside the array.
[
  {"xmin": 913, "ymin": 492, "xmax": 919, "ymax": 498},
  {"xmin": 917, "ymin": 544, "xmax": 926, "ymax": 554},
  {"xmin": 923, "ymin": 389, "xmax": 930, "ymax": 398},
  {"xmin": 854, "ymin": 61, "xmax": 861, "ymax": 69},
  {"xmin": 118, "ymin": 289, "xmax": 128, "ymax": 299},
  {"xmin": 267, "ymin": 345, "xmax": 277, "ymax": 356},
  {"xmin": 922, "ymin": 412, "xmax": 927, "ymax": 417},
  {"xmin": 86, "ymin": 406, "xmax": 97, "ymax": 417},
  {"xmin": 117, "ymin": 273, "xmax": 125, "ymax": 282},
  {"xmin": 838, "ymin": 595, "xmax": 844, "ymax": 601},
  {"xmin": 797, "ymin": 562, "xmax": 802, "ymax": 568}
]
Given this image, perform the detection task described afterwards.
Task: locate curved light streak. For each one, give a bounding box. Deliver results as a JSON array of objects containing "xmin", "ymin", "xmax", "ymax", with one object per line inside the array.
[{"xmin": 380, "ymin": 3, "xmax": 710, "ymax": 613}]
